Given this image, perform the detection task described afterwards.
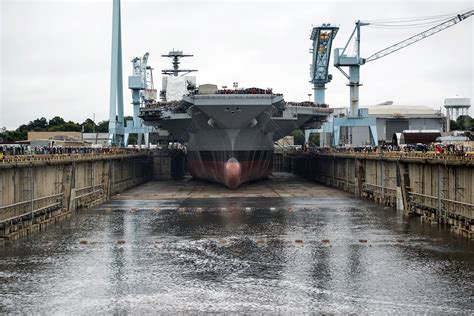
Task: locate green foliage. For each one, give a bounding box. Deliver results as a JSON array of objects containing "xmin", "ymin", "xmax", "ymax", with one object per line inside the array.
[
  {"xmin": 128, "ymin": 134, "xmax": 138, "ymax": 145},
  {"xmin": 96, "ymin": 121, "xmax": 109, "ymax": 133},
  {"xmin": 308, "ymin": 132, "xmax": 320, "ymax": 147},
  {"xmin": 17, "ymin": 117, "xmax": 48, "ymax": 132},
  {"xmin": 81, "ymin": 118, "xmax": 96, "ymax": 133},
  {"xmin": 450, "ymin": 115, "xmax": 473, "ymax": 131},
  {"xmin": 2, "ymin": 116, "xmax": 112, "ymax": 142},
  {"xmin": 49, "ymin": 116, "xmax": 66, "ymax": 127},
  {"xmin": 0, "ymin": 130, "xmax": 27, "ymax": 143},
  {"xmin": 292, "ymin": 129, "xmax": 304, "ymax": 146},
  {"xmin": 31, "ymin": 117, "xmax": 48, "ymax": 131},
  {"xmin": 450, "ymin": 120, "xmax": 460, "ymax": 130},
  {"xmin": 47, "ymin": 121, "xmax": 81, "ymax": 132}
]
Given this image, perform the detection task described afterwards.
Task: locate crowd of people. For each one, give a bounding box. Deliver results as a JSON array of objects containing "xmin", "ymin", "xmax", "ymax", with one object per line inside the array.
[
  {"xmin": 0, "ymin": 145, "xmax": 150, "ymax": 161},
  {"xmin": 307, "ymin": 142, "xmax": 470, "ymax": 156},
  {"xmin": 1, "ymin": 141, "xmax": 471, "ymax": 161}
]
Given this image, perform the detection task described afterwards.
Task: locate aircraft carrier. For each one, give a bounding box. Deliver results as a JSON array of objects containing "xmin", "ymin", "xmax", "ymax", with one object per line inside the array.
[{"xmin": 139, "ymin": 51, "xmax": 332, "ymax": 188}]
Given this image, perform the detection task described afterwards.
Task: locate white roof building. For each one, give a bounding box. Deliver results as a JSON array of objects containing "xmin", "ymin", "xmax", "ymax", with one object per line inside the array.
[{"xmin": 319, "ymin": 102, "xmax": 448, "ymax": 146}]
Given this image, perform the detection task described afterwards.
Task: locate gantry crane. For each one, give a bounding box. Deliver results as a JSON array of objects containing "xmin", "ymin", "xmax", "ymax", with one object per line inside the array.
[
  {"xmin": 332, "ymin": 9, "xmax": 473, "ymax": 146},
  {"xmin": 305, "ymin": 24, "xmax": 339, "ymax": 144},
  {"xmin": 309, "ymin": 24, "xmax": 339, "ymax": 105},
  {"xmin": 127, "ymin": 52, "xmax": 157, "ymax": 147}
]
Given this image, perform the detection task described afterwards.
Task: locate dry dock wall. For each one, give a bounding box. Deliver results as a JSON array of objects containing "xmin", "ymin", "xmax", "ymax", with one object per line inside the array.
[
  {"xmin": 0, "ymin": 154, "xmax": 152, "ymax": 240},
  {"xmin": 291, "ymin": 153, "xmax": 474, "ymax": 239},
  {"xmin": 152, "ymin": 149, "xmax": 186, "ymax": 180}
]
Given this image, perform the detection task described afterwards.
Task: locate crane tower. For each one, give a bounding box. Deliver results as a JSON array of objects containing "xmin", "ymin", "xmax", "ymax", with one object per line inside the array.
[
  {"xmin": 331, "ymin": 9, "xmax": 473, "ymax": 146},
  {"xmin": 305, "ymin": 24, "xmax": 338, "ymax": 144},
  {"xmin": 309, "ymin": 24, "xmax": 339, "ymax": 105}
]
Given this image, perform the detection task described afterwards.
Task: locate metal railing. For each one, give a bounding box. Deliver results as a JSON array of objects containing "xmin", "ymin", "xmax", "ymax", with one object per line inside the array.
[
  {"xmin": 409, "ymin": 192, "xmax": 474, "ymax": 220},
  {"xmin": 312, "ymin": 175, "xmax": 356, "ymax": 193},
  {"xmin": 362, "ymin": 183, "xmax": 397, "ymax": 198},
  {"xmin": 0, "ymin": 193, "xmax": 63, "ymax": 223},
  {"xmin": 0, "ymin": 151, "xmax": 151, "ymax": 165},
  {"xmin": 316, "ymin": 151, "xmax": 474, "ymax": 162},
  {"xmin": 75, "ymin": 185, "xmax": 104, "ymax": 208}
]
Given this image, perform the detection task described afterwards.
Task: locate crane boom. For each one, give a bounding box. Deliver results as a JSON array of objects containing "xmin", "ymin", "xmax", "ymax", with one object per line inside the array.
[{"xmin": 365, "ymin": 10, "xmax": 473, "ymax": 63}]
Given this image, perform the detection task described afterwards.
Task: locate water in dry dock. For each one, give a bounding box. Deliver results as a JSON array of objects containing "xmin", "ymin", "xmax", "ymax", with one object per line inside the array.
[{"xmin": 0, "ymin": 174, "xmax": 473, "ymax": 314}]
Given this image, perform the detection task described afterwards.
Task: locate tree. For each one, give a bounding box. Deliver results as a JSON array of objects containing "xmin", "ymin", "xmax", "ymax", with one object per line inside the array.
[
  {"xmin": 128, "ymin": 134, "xmax": 138, "ymax": 145},
  {"xmin": 31, "ymin": 117, "xmax": 49, "ymax": 131},
  {"xmin": 49, "ymin": 116, "xmax": 65, "ymax": 128},
  {"xmin": 292, "ymin": 129, "xmax": 304, "ymax": 146},
  {"xmin": 451, "ymin": 115, "xmax": 473, "ymax": 131},
  {"xmin": 16, "ymin": 124, "xmax": 29, "ymax": 133},
  {"xmin": 81, "ymin": 118, "xmax": 96, "ymax": 133},
  {"xmin": 450, "ymin": 120, "xmax": 461, "ymax": 131},
  {"xmin": 0, "ymin": 130, "xmax": 27, "ymax": 142},
  {"xmin": 17, "ymin": 117, "xmax": 48, "ymax": 132},
  {"xmin": 47, "ymin": 121, "xmax": 81, "ymax": 132},
  {"xmin": 308, "ymin": 132, "xmax": 320, "ymax": 147},
  {"xmin": 457, "ymin": 115, "xmax": 473, "ymax": 131},
  {"xmin": 96, "ymin": 120, "xmax": 109, "ymax": 133}
]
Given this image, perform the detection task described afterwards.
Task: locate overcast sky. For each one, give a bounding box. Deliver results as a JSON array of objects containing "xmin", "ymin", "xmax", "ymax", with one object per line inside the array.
[{"xmin": 1, "ymin": 0, "xmax": 472, "ymax": 129}]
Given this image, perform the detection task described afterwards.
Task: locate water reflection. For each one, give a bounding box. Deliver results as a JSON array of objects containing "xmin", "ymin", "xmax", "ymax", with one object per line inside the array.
[{"xmin": 0, "ymin": 196, "xmax": 473, "ymax": 314}]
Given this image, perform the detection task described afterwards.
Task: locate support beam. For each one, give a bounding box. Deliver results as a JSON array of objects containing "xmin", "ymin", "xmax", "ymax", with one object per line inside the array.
[
  {"xmin": 333, "ymin": 117, "xmax": 378, "ymax": 146},
  {"xmin": 313, "ymin": 85, "xmax": 325, "ymax": 105},
  {"xmin": 348, "ymin": 65, "xmax": 361, "ymax": 118}
]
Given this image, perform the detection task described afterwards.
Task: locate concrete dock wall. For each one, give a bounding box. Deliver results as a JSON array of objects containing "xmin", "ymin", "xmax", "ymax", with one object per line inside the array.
[
  {"xmin": 0, "ymin": 153, "xmax": 152, "ymax": 240},
  {"xmin": 291, "ymin": 153, "xmax": 474, "ymax": 239},
  {"xmin": 152, "ymin": 149, "xmax": 186, "ymax": 180},
  {"xmin": 273, "ymin": 152, "xmax": 291, "ymax": 172}
]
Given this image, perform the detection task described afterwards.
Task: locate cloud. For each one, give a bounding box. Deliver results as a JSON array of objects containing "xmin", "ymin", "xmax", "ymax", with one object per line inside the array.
[{"xmin": 1, "ymin": 0, "xmax": 472, "ymax": 129}]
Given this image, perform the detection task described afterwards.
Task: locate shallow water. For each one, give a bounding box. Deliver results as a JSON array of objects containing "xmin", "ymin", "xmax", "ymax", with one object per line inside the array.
[{"xmin": 1, "ymin": 196, "xmax": 473, "ymax": 314}]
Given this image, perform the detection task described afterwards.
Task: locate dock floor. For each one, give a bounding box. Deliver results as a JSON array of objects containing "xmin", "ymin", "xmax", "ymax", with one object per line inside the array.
[{"xmin": 112, "ymin": 172, "xmax": 348, "ymax": 200}]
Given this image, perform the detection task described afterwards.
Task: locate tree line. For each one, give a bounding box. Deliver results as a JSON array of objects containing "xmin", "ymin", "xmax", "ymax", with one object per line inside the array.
[{"xmin": 0, "ymin": 116, "xmax": 110, "ymax": 143}]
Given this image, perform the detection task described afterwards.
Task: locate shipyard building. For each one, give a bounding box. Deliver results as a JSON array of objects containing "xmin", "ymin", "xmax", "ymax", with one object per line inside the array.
[{"xmin": 319, "ymin": 102, "xmax": 447, "ymax": 146}]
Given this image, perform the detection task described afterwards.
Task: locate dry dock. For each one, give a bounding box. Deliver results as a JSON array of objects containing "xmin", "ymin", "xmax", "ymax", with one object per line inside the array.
[
  {"xmin": 1, "ymin": 149, "xmax": 473, "ymax": 240},
  {"xmin": 1, "ymin": 151, "xmax": 473, "ymax": 313},
  {"xmin": 1, "ymin": 171, "xmax": 473, "ymax": 314}
]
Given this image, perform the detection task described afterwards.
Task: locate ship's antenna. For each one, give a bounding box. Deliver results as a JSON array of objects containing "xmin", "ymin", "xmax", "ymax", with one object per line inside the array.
[{"xmin": 161, "ymin": 50, "xmax": 198, "ymax": 76}]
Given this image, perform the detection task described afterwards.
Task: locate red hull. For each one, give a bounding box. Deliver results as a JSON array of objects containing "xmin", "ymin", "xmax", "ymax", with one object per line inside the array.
[{"xmin": 187, "ymin": 151, "xmax": 273, "ymax": 189}]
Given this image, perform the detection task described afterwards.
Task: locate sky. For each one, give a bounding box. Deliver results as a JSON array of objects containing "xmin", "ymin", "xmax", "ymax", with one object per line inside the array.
[{"xmin": 1, "ymin": 0, "xmax": 472, "ymax": 129}]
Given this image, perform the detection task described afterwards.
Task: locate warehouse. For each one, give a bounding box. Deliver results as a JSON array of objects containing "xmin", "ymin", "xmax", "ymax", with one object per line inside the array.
[{"xmin": 319, "ymin": 102, "xmax": 448, "ymax": 146}]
